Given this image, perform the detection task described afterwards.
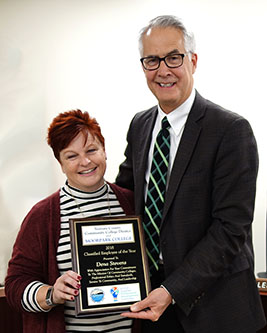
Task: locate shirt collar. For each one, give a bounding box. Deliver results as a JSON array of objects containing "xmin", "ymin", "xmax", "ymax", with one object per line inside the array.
[{"xmin": 158, "ymin": 88, "xmax": 196, "ymax": 136}]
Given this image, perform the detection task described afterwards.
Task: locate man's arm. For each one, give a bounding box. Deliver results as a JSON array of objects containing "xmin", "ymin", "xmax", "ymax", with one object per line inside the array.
[
  {"xmin": 122, "ymin": 115, "xmax": 259, "ymax": 319},
  {"xmin": 163, "ymin": 116, "xmax": 259, "ymax": 315}
]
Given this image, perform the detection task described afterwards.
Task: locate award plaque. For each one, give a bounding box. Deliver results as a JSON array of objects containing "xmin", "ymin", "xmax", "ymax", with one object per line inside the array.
[{"xmin": 69, "ymin": 216, "xmax": 151, "ymax": 316}]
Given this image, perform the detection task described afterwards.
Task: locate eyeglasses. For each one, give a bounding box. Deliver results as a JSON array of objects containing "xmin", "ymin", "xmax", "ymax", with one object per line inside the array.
[{"xmin": 140, "ymin": 53, "xmax": 186, "ymax": 71}]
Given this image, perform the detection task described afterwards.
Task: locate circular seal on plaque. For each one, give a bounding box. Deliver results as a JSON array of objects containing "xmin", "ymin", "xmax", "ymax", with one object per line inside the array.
[{"xmin": 90, "ymin": 288, "xmax": 105, "ymax": 303}]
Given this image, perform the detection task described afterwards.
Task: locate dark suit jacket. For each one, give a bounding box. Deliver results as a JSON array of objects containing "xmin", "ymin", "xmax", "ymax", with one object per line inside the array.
[{"xmin": 116, "ymin": 91, "xmax": 266, "ymax": 332}]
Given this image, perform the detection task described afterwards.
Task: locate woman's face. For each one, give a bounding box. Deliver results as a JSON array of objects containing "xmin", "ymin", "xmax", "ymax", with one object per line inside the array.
[{"xmin": 59, "ymin": 131, "xmax": 106, "ymax": 192}]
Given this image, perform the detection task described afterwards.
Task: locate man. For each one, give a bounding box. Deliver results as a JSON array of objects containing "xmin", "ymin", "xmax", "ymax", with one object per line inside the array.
[{"xmin": 116, "ymin": 15, "xmax": 266, "ymax": 332}]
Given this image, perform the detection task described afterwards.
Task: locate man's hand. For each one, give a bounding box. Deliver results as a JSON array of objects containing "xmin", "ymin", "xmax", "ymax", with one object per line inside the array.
[{"xmin": 120, "ymin": 287, "xmax": 172, "ymax": 322}]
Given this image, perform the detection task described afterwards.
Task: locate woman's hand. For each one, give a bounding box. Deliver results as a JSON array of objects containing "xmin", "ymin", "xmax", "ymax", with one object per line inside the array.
[
  {"xmin": 52, "ymin": 270, "xmax": 82, "ymax": 304},
  {"xmin": 37, "ymin": 270, "xmax": 82, "ymax": 310}
]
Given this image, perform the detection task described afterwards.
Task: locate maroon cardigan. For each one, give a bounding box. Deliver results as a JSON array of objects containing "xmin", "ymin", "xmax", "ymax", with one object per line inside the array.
[{"xmin": 5, "ymin": 183, "xmax": 134, "ymax": 333}]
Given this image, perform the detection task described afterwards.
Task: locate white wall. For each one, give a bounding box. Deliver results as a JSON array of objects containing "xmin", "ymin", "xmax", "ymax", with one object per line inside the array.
[{"xmin": 0, "ymin": 0, "xmax": 266, "ymax": 284}]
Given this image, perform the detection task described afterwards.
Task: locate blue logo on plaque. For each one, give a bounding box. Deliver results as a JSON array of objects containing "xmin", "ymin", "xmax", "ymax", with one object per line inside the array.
[
  {"xmin": 110, "ymin": 287, "xmax": 119, "ymax": 301},
  {"xmin": 90, "ymin": 288, "xmax": 104, "ymax": 303}
]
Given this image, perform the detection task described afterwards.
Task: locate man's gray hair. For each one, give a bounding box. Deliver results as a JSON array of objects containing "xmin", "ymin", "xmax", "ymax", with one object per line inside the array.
[{"xmin": 138, "ymin": 15, "xmax": 196, "ymax": 56}]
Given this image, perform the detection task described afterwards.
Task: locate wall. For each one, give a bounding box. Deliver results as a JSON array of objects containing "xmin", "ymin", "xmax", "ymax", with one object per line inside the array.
[{"xmin": 0, "ymin": 0, "xmax": 266, "ymax": 284}]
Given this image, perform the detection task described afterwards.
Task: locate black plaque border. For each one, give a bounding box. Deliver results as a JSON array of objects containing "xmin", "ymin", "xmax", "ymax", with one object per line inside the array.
[{"xmin": 69, "ymin": 215, "xmax": 151, "ymax": 316}]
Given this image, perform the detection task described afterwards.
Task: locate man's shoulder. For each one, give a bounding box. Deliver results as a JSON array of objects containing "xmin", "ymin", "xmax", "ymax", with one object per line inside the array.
[
  {"xmin": 127, "ymin": 105, "xmax": 158, "ymax": 133},
  {"xmin": 133, "ymin": 105, "xmax": 158, "ymax": 121},
  {"xmin": 195, "ymin": 91, "xmax": 246, "ymax": 123}
]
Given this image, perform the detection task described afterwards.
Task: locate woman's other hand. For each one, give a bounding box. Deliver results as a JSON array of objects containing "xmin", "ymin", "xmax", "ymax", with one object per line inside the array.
[
  {"xmin": 37, "ymin": 270, "xmax": 82, "ymax": 310},
  {"xmin": 53, "ymin": 270, "xmax": 82, "ymax": 304}
]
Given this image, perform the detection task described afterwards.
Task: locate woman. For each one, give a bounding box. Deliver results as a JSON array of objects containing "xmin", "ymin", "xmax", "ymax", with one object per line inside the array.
[{"xmin": 5, "ymin": 110, "xmax": 136, "ymax": 332}]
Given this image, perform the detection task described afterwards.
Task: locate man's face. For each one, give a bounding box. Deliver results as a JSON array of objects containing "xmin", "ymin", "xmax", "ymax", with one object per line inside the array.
[{"xmin": 141, "ymin": 27, "xmax": 197, "ymax": 113}]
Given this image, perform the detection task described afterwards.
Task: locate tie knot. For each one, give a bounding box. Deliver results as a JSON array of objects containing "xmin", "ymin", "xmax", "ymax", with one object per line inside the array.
[{"xmin": 161, "ymin": 116, "xmax": 170, "ymax": 130}]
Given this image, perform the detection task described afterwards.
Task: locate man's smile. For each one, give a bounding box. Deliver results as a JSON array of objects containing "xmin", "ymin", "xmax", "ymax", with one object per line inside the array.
[{"xmin": 158, "ymin": 82, "xmax": 175, "ymax": 87}]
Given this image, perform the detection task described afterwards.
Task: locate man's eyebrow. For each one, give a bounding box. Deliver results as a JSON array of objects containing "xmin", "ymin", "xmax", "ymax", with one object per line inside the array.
[
  {"xmin": 144, "ymin": 49, "xmax": 181, "ymax": 58},
  {"xmin": 166, "ymin": 49, "xmax": 181, "ymax": 55}
]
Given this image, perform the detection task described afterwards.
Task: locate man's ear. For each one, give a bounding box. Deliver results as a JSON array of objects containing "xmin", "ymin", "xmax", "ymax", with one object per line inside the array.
[{"xmin": 191, "ymin": 53, "xmax": 198, "ymax": 74}]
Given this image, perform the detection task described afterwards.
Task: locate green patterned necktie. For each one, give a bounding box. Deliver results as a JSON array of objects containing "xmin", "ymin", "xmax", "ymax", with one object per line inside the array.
[{"xmin": 143, "ymin": 116, "xmax": 170, "ymax": 274}]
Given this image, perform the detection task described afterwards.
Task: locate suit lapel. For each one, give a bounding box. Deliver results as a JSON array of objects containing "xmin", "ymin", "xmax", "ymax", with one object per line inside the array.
[
  {"xmin": 135, "ymin": 107, "xmax": 158, "ymax": 214},
  {"xmin": 162, "ymin": 93, "xmax": 206, "ymax": 222}
]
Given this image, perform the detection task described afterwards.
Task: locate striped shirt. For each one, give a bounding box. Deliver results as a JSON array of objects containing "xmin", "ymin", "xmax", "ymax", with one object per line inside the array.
[{"xmin": 22, "ymin": 182, "xmax": 133, "ymax": 332}]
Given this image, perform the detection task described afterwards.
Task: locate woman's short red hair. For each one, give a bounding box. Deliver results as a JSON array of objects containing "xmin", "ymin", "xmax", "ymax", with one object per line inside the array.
[{"xmin": 47, "ymin": 109, "xmax": 105, "ymax": 161}]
